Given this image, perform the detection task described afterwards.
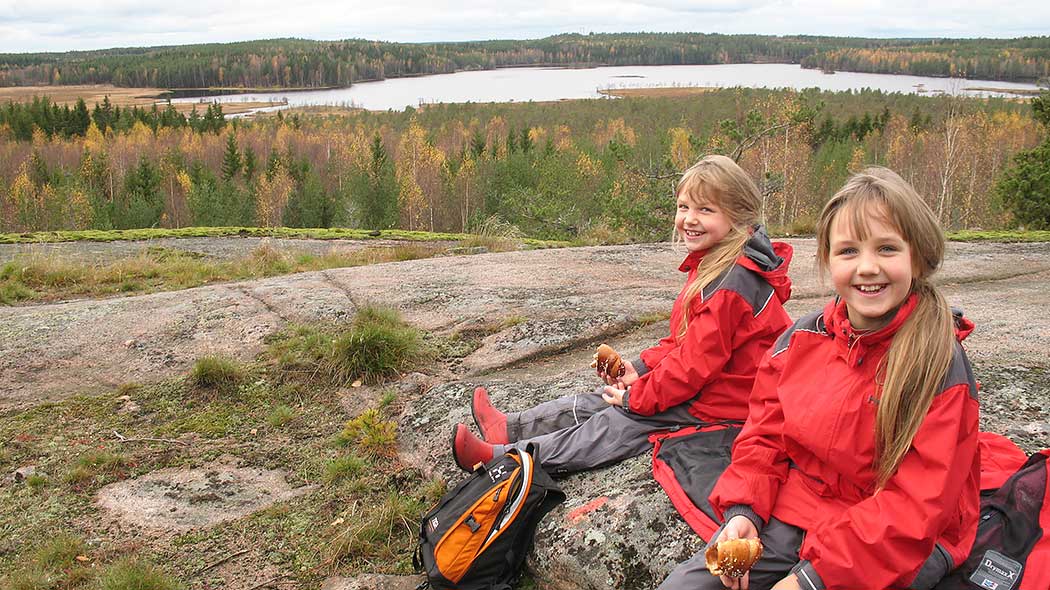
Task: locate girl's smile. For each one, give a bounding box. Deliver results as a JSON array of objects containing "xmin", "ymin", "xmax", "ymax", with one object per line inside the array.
[{"xmin": 675, "ymin": 195, "xmax": 731, "ymax": 252}]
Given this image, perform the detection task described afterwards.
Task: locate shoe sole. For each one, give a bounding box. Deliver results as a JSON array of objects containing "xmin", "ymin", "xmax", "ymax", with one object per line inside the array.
[{"xmin": 450, "ymin": 424, "xmax": 471, "ymax": 472}]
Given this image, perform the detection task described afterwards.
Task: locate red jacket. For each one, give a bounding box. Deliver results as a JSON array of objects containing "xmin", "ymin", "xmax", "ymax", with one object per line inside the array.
[
  {"xmin": 710, "ymin": 295, "xmax": 981, "ymax": 590},
  {"xmin": 628, "ymin": 230, "xmax": 793, "ymax": 422}
]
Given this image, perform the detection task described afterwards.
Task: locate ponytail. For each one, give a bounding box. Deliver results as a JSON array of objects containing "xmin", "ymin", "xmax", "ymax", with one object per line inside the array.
[{"xmin": 874, "ymin": 279, "xmax": 956, "ymax": 486}]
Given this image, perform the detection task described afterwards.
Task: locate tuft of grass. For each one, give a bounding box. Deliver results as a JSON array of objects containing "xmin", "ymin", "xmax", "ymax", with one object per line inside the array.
[
  {"xmin": 1, "ymin": 534, "xmax": 92, "ymax": 590},
  {"xmin": 378, "ymin": 389, "xmax": 397, "ymax": 409},
  {"xmin": 64, "ymin": 450, "xmax": 126, "ymax": 487},
  {"xmin": 323, "ymin": 490, "xmax": 427, "ymax": 569},
  {"xmin": 25, "ymin": 474, "xmax": 47, "ymax": 490},
  {"xmin": 458, "ymin": 215, "xmax": 524, "ymax": 253},
  {"xmin": 32, "ymin": 533, "xmax": 87, "ymax": 570},
  {"xmin": 190, "ymin": 356, "xmax": 244, "ymax": 391},
  {"xmin": 3, "ymin": 567, "xmax": 55, "ymax": 590},
  {"xmin": 95, "ymin": 557, "xmax": 184, "ymax": 590},
  {"xmin": 636, "ymin": 310, "xmax": 672, "ymax": 327},
  {"xmin": 323, "ymin": 306, "xmax": 424, "ymax": 385},
  {"xmin": 266, "ymin": 404, "xmax": 297, "ymax": 428},
  {"xmin": 335, "ymin": 409, "xmax": 398, "ymax": 456},
  {"xmin": 324, "ymin": 454, "xmax": 366, "ymax": 483}
]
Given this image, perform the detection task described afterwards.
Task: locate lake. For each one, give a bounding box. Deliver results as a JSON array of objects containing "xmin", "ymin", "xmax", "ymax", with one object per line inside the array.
[{"xmin": 172, "ymin": 63, "xmax": 1042, "ymax": 114}]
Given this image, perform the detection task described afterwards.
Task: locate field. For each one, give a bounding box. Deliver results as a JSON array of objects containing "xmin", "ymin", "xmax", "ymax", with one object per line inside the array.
[{"xmin": 0, "ymin": 84, "xmax": 284, "ymax": 115}]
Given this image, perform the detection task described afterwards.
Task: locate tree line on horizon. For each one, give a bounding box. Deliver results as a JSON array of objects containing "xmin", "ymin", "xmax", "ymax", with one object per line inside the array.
[
  {"xmin": 1, "ymin": 33, "xmax": 1049, "ymax": 90},
  {"xmin": 2, "ymin": 87, "xmax": 1045, "ymax": 237}
]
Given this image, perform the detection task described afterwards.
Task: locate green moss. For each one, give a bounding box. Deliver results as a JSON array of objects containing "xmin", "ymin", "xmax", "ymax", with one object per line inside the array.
[{"xmin": 946, "ymin": 229, "xmax": 1050, "ymax": 242}]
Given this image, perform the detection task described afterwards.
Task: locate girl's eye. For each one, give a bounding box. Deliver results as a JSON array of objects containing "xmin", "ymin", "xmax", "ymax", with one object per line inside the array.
[
  {"xmin": 678, "ymin": 204, "xmax": 689, "ymax": 210},
  {"xmin": 700, "ymin": 207, "xmax": 714, "ymax": 213},
  {"xmin": 837, "ymin": 247, "xmax": 857, "ymax": 256},
  {"xmin": 879, "ymin": 245, "xmax": 899, "ymax": 253}
]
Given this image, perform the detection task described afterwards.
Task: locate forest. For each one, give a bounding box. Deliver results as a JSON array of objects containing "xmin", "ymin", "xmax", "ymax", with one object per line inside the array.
[
  {"xmin": 1, "ymin": 87, "xmax": 1046, "ymax": 238},
  {"xmin": 1, "ymin": 33, "xmax": 1049, "ymax": 89}
]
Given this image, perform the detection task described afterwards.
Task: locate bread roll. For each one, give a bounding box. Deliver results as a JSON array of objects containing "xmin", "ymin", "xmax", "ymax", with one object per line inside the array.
[
  {"xmin": 704, "ymin": 537, "xmax": 762, "ymax": 578},
  {"xmin": 590, "ymin": 344, "xmax": 626, "ymax": 380}
]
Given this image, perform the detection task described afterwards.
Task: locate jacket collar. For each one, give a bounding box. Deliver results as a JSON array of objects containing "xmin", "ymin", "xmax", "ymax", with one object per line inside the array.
[
  {"xmin": 824, "ymin": 292, "xmax": 920, "ymax": 367},
  {"xmin": 678, "ymin": 248, "xmax": 707, "ymax": 273}
]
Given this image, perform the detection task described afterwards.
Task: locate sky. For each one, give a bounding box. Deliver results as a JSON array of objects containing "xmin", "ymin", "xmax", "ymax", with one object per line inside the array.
[{"xmin": 2, "ymin": 0, "xmax": 1049, "ymax": 54}]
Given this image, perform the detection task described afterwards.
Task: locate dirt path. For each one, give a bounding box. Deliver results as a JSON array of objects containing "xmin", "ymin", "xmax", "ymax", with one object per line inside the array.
[{"xmin": 2, "ymin": 239, "xmax": 1048, "ymax": 412}]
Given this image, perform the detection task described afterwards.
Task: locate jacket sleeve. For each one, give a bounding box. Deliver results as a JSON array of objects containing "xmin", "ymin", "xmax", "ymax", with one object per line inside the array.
[
  {"xmin": 626, "ymin": 291, "xmax": 749, "ymax": 416},
  {"xmin": 708, "ymin": 345, "xmax": 791, "ymax": 522},
  {"xmin": 796, "ymin": 383, "xmax": 980, "ymax": 590},
  {"xmin": 638, "ymin": 332, "xmax": 678, "ymax": 371}
]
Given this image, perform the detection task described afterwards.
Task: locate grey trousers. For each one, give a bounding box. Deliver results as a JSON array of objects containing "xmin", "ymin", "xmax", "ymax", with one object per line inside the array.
[
  {"xmin": 659, "ymin": 517, "xmax": 953, "ymax": 590},
  {"xmin": 496, "ymin": 387, "xmax": 703, "ymax": 475}
]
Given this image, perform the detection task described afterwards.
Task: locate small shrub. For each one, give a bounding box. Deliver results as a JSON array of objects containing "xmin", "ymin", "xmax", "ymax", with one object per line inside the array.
[
  {"xmin": 96, "ymin": 557, "xmax": 184, "ymax": 590},
  {"xmin": 335, "ymin": 409, "xmax": 398, "ymax": 456},
  {"xmin": 324, "ymin": 454, "xmax": 366, "ymax": 483},
  {"xmin": 576, "ymin": 217, "xmax": 632, "ymax": 245},
  {"xmin": 266, "ymin": 405, "xmax": 296, "ymax": 427},
  {"xmin": 0, "ymin": 276, "xmax": 37, "ymax": 304},
  {"xmin": 190, "ymin": 356, "xmax": 244, "ymax": 390}
]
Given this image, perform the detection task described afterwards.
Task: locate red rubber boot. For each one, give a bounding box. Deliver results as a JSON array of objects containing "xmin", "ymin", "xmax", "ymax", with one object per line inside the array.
[
  {"xmin": 471, "ymin": 386, "xmax": 509, "ymax": 444},
  {"xmin": 451, "ymin": 423, "xmax": 495, "ymax": 472}
]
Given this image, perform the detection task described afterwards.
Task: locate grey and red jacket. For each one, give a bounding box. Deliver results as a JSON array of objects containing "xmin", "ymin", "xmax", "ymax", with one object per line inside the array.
[
  {"xmin": 627, "ymin": 227, "xmax": 793, "ymax": 422},
  {"xmin": 710, "ymin": 295, "xmax": 981, "ymax": 590}
]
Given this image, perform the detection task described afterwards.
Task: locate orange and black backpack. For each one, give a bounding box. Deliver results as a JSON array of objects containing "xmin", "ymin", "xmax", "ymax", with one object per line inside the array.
[{"xmin": 414, "ymin": 445, "xmax": 564, "ymax": 590}]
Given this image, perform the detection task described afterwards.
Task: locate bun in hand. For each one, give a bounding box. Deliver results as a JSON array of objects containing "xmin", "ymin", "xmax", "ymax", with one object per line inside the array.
[
  {"xmin": 704, "ymin": 537, "xmax": 762, "ymax": 578},
  {"xmin": 590, "ymin": 344, "xmax": 626, "ymax": 380}
]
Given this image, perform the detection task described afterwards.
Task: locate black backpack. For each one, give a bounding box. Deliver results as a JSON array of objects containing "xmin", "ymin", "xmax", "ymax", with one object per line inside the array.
[{"xmin": 414, "ymin": 445, "xmax": 565, "ymax": 590}]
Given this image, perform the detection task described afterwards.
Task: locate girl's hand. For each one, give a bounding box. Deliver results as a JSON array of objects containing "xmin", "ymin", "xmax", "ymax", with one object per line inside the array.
[
  {"xmin": 598, "ymin": 359, "xmax": 639, "ymax": 388},
  {"xmin": 771, "ymin": 574, "xmax": 802, "ymax": 590},
  {"xmin": 601, "ymin": 386, "xmax": 625, "ymax": 408},
  {"xmin": 713, "ymin": 515, "xmax": 760, "ymax": 590}
]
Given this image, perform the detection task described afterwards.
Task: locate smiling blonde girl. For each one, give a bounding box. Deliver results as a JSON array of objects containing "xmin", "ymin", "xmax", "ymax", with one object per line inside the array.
[{"xmin": 451, "ymin": 155, "xmax": 794, "ymax": 477}]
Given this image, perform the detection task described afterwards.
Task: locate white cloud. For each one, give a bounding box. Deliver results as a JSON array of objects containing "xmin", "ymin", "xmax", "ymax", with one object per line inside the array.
[{"xmin": 0, "ymin": 0, "xmax": 1048, "ymax": 53}]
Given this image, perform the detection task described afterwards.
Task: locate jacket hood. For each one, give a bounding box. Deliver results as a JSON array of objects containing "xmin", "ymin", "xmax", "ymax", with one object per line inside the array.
[
  {"xmin": 952, "ymin": 308, "xmax": 975, "ymax": 341},
  {"xmin": 738, "ymin": 225, "xmax": 793, "ymax": 304}
]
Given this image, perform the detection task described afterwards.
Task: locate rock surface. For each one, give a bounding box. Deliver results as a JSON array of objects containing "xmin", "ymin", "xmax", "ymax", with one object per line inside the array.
[{"xmin": 3, "ymin": 238, "xmax": 1050, "ymax": 588}]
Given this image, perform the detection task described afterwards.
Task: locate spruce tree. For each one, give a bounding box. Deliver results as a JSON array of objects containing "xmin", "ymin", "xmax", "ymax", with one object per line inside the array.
[{"xmin": 221, "ymin": 133, "xmax": 242, "ymax": 181}]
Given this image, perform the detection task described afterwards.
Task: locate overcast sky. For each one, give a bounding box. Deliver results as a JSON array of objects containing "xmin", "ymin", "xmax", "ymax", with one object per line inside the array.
[{"xmin": 2, "ymin": 0, "xmax": 1049, "ymax": 54}]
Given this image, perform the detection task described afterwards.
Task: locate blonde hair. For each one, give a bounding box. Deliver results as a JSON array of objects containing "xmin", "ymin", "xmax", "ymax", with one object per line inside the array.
[
  {"xmin": 674, "ymin": 154, "xmax": 762, "ymax": 339},
  {"xmin": 816, "ymin": 167, "xmax": 955, "ymax": 487}
]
